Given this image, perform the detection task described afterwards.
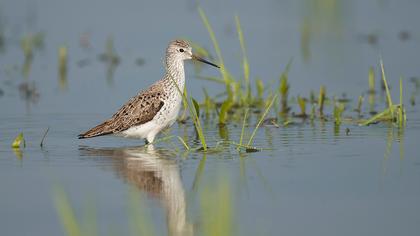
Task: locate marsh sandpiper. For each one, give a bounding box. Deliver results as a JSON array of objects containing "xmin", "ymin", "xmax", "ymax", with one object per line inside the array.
[{"xmin": 78, "ymin": 39, "xmax": 219, "ymax": 143}]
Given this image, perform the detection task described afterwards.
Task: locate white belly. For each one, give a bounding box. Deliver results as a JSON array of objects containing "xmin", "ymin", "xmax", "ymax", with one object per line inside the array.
[{"xmin": 117, "ymin": 121, "xmax": 161, "ymax": 139}]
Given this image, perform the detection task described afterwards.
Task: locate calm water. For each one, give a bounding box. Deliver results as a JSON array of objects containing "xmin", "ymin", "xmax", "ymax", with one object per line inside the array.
[{"xmin": 1, "ymin": 0, "xmax": 420, "ymax": 235}]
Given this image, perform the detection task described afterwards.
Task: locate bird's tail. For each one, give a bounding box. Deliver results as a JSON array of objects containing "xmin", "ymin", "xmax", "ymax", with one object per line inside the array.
[{"xmin": 78, "ymin": 121, "xmax": 113, "ymax": 139}]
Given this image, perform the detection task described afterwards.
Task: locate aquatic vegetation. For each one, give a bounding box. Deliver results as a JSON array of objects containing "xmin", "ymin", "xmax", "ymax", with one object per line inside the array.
[
  {"xmin": 296, "ymin": 96, "xmax": 308, "ymax": 118},
  {"xmin": 170, "ymin": 74, "xmax": 207, "ymax": 151},
  {"xmin": 279, "ymin": 60, "xmax": 292, "ymax": 115},
  {"xmin": 177, "ymin": 136, "xmax": 190, "ymax": 150},
  {"xmin": 198, "ymin": 8, "xmax": 232, "ymax": 102},
  {"xmin": 11, "ymin": 132, "xmax": 25, "ymax": 148},
  {"xmin": 219, "ymin": 100, "xmax": 233, "ymax": 125},
  {"xmin": 247, "ymin": 95, "xmax": 278, "ymax": 149},
  {"xmin": 238, "ymin": 108, "xmax": 249, "ymax": 150},
  {"xmin": 333, "ymin": 102, "xmax": 345, "ymax": 125},
  {"xmin": 354, "ymin": 95, "xmax": 364, "ymax": 114},
  {"xmin": 318, "ymin": 85, "xmax": 326, "ymax": 117},
  {"xmin": 368, "ymin": 67, "xmax": 375, "ymax": 94},
  {"xmin": 360, "ymin": 60, "xmax": 406, "ymax": 127},
  {"xmin": 235, "ymin": 15, "xmax": 251, "ymax": 104}
]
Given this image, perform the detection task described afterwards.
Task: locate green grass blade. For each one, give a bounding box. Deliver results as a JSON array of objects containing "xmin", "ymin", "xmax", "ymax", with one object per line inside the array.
[
  {"xmin": 198, "ymin": 7, "xmax": 232, "ymax": 101},
  {"xmin": 368, "ymin": 66, "xmax": 375, "ymax": 93},
  {"xmin": 238, "ymin": 108, "xmax": 249, "ymax": 149},
  {"xmin": 169, "ymin": 76, "xmax": 207, "ymax": 150},
  {"xmin": 235, "ymin": 15, "xmax": 251, "ymax": 102},
  {"xmin": 191, "ymin": 97, "xmax": 200, "ymax": 118},
  {"xmin": 177, "ymin": 136, "xmax": 190, "ymax": 150},
  {"xmin": 359, "ymin": 109, "xmax": 390, "ymax": 126},
  {"xmin": 380, "ymin": 59, "xmax": 393, "ymax": 113},
  {"xmin": 247, "ymin": 94, "xmax": 278, "ymax": 146}
]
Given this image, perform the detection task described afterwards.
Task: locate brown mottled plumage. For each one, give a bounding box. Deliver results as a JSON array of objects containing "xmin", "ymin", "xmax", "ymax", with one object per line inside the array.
[{"xmin": 78, "ymin": 84, "xmax": 166, "ymax": 138}]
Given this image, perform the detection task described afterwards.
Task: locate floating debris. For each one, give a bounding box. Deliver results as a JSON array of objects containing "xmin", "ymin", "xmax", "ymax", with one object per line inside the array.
[{"xmin": 245, "ymin": 147, "xmax": 260, "ymax": 153}]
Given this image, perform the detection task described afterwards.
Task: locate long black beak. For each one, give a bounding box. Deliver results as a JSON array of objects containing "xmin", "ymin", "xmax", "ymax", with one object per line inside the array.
[{"xmin": 192, "ymin": 54, "xmax": 220, "ymax": 68}]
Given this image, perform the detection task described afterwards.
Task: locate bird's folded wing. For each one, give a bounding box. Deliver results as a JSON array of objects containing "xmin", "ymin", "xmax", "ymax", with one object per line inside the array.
[{"xmin": 109, "ymin": 89, "xmax": 166, "ymax": 132}]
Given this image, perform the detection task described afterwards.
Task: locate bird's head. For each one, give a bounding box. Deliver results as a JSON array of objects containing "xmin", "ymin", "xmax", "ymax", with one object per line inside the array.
[{"xmin": 166, "ymin": 39, "xmax": 219, "ymax": 68}]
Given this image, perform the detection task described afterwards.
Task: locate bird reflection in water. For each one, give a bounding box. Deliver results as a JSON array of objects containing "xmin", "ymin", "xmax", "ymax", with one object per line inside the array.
[{"xmin": 79, "ymin": 145, "xmax": 193, "ymax": 236}]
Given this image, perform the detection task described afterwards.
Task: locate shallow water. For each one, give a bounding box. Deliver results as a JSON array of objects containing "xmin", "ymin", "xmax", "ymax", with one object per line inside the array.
[{"xmin": 1, "ymin": 0, "xmax": 420, "ymax": 235}]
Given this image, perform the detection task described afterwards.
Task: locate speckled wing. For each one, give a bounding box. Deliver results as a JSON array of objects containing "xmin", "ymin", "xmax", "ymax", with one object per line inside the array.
[{"xmin": 78, "ymin": 84, "xmax": 166, "ymax": 138}]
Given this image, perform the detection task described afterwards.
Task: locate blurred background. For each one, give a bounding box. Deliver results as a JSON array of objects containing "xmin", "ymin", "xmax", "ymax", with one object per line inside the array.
[{"xmin": 1, "ymin": 0, "xmax": 418, "ymax": 115}]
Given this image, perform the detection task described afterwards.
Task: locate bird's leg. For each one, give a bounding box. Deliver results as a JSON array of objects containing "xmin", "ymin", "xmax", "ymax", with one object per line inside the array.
[{"xmin": 144, "ymin": 139, "xmax": 150, "ymax": 145}]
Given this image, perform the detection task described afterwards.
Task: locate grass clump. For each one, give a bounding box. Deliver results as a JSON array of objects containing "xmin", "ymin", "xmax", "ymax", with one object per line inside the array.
[{"xmin": 360, "ymin": 60, "xmax": 406, "ymax": 127}]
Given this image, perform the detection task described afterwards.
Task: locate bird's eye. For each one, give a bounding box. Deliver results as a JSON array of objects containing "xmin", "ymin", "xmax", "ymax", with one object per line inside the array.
[{"xmin": 179, "ymin": 48, "xmax": 184, "ymax": 52}]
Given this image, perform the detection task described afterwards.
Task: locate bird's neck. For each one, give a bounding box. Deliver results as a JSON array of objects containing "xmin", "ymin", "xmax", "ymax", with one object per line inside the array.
[{"xmin": 164, "ymin": 58, "xmax": 185, "ymax": 93}]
